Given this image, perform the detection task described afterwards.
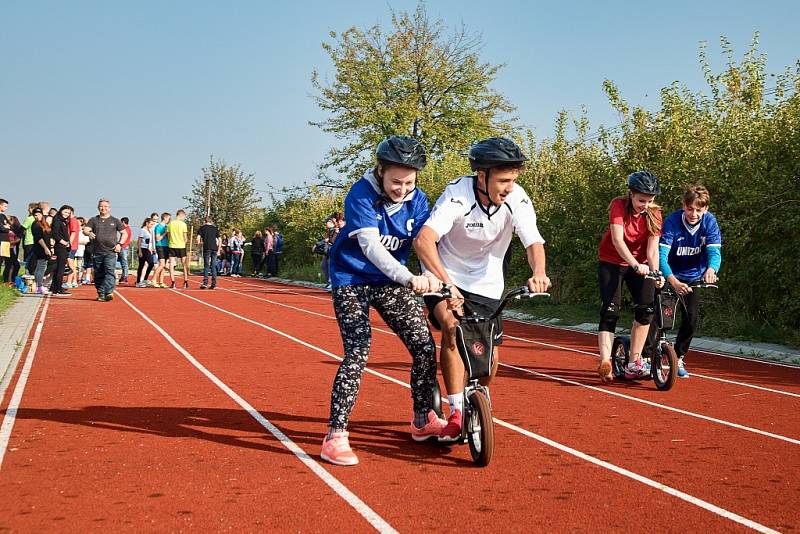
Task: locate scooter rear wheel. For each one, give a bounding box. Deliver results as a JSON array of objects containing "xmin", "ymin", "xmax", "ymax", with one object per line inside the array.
[
  {"xmin": 653, "ymin": 341, "xmax": 678, "ymax": 391},
  {"xmin": 611, "ymin": 336, "xmax": 630, "ymax": 379},
  {"xmin": 466, "ymin": 390, "xmax": 494, "ymax": 467}
]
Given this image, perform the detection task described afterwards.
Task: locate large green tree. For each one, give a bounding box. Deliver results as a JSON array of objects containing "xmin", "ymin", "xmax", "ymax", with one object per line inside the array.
[
  {"xmin": 311, "ymin": 3, "xmax": 514, "ymax": 175},
  {"xmin": 184, "ymin": 156, "xmax": 262, "ymax": 233}
]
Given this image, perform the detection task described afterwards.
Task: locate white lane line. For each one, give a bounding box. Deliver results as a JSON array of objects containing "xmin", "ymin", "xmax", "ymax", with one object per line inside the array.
[
  {"xmin": 224, "ymin": 277, "xmax": 332, "ymax": 302},
  {"xmin": 684, "ymin": 373, "xmax": 800, "ymax": 399},
  {"xmin": 116, "ymin": 291, "xmax": 396, "ymax": 534},
  {"xmin": 218, "ymin": 286, "xmax": 800, "ymax": 444},
  {"xmin": 492, "ymin": 417, "xmax": 779, "ymax": 534},
  {"xmin": 166, "ymin": 289, "xmax": 779, "ymax": 533},
  {"xmin": 499, "ymin": 361, "xmax": 800, "ymax": 446},
  {"xmin": 231, "ymin": 278, "xmax": 800, "ymax": 394},
  {"xmin": 0, "ymin": 297, "xmax": 51, "ymax": 471},
  {"xmin": 505, "ymin": 334, "xmax": 800, "ymax": 399}
]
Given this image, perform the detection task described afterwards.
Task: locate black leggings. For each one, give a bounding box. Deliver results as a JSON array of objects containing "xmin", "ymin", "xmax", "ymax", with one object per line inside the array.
[
  {"xmin": 137, "ymin": 250, "xmax": 155, "ymax": 282},
  {"xmin": 328, "ymin": 284, "xmax": 437, "ymax": 430},
  {"xmin": 674, "ymin": 282, "xmax": 701, "ymax": 357},
  {"xmin": 2, "ymin": 250, "xmax": 20, "ymax": 283},
  {"xmin": 598, "ymin": 261, "xmax": 655, "ymax": 333},
  {"xmin": 49, "ymin": 246, "xmax": 69, "ymax": 293}
]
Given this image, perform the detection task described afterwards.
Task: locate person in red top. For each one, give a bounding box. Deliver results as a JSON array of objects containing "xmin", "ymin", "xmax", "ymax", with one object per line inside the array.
[
  {"xmin": 118, "ymin": 217, "xmax": 132, "ymax": 283},
  {"xmin": 597, "ymin": 171, "xmax": 663, "ymax": 382}
]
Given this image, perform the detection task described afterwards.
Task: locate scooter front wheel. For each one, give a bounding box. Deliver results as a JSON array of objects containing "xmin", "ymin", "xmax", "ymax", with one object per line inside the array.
[
  {"xmin": 653, "ymin": 341, "xmax": 678, "ymax": 391},
  {"xmin": 466, "ymin": 390, "xmax": 494, "ymax": 467}
]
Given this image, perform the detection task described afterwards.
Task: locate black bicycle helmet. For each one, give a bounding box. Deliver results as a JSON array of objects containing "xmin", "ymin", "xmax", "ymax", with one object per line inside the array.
[
  {"xmin": 627, "ymin": 171, "xmax": 662, "ymax": 195},
  {"xmin": 375, "ymin": 136, "xmax": 427, "ymax": 170},
  {"xmin": 468, "ymin": 137, "xmax": 528, "ymax": 171}
]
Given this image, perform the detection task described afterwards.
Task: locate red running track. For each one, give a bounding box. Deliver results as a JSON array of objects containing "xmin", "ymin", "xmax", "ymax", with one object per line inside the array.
[{"xmin": 0, "ymin": 276, "xmax": 797, "ymax": 532}]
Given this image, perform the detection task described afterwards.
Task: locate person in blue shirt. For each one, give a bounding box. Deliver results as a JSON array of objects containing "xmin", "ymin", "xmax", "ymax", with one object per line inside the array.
[
  {"xmin": 658, "ymin": 184, "xmax": 722, "ymax": 377},
  {"xmin": 321, "ymin": 136, "xmax": 447, "ymax": 466}
]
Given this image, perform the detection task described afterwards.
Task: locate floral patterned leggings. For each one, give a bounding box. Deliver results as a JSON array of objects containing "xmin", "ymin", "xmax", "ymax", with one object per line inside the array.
[{"xmin": 328, "ymin": 283, "xmax": 437, "ymax": 430}]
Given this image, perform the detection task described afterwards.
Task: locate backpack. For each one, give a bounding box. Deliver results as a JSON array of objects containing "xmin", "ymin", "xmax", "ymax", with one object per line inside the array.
[{"xmin": 274, "ymin": 233, "xmax": 284, "ymax": 253}]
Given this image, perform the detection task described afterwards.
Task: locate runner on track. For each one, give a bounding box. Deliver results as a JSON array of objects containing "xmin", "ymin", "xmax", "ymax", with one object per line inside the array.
[
  {"xmin": 414, "ymin": 137, "xmax": 550, "ymax": 441},
  {"xmin": 320, "ymin": 136, "xmax": 446, "ymax": 467},
  {"xmin": 596, "ymin": 171, "xmax": 663, "ymax": 382},
  {"xmin": 656, "ymin": 184, "xmax": 722, "ymax": 377}
]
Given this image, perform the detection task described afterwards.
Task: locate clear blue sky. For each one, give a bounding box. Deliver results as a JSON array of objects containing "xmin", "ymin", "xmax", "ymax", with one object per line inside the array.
[{"xmin": 1, "ymin": 0, "xmax": 797, "ymax": 221}]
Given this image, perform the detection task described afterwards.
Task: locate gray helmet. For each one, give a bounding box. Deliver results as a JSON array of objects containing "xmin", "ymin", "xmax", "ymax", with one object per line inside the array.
[
  {"xmin": 375, "ymin": 136, "xmax": 427, "ymax": 170},
  {"xmin": 627, "ymin": 171, "xmax": 661, "ymax": 195},
  {"xmin": 468, "ymin": 137, "xmax": 528, "ymax": 171}
]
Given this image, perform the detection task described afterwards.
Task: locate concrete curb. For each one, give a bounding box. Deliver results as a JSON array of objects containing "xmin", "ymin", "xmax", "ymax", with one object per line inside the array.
[{"xmin": 503, "ymin": 312, "xmax": 800, "ymax": 366}]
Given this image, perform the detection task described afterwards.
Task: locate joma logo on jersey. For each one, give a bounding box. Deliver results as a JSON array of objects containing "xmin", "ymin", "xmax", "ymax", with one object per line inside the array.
[
  {"xmin": 676, "ymin": 246, "xmax": 701, "ymax": 256},
  {"xmin": 381, "ymin": 235, "xmax": 407, "ymax": 251},
  {"xmin": 465, "ymin": 222, "xmax": 484, "ymax": 229}
]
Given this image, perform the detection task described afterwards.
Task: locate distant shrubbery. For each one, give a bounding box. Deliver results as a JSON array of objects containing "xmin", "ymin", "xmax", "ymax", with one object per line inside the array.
[{"xmin": 267, "ymin": 35, "xmax": 800, "ymax": 345}]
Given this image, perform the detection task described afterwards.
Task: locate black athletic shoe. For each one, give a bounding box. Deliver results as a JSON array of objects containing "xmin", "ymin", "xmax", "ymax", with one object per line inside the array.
[
  {"xmin": 183, "ymin": 281, "xmax": 189, "ymax": 289},
  {"xmin": 170, "ymin": 282, "xmax": 176, "ymax": 289},
  {"xmin": 54, "ymin": 290, "xmax": 72, "ymax": 297},
  {"xmin": 200, "ymin": 284, "xmax": 207, "ymax": 290},
  {"xmin": 209, "ymin": 285, "xmax": 216, "ymax": 290}
]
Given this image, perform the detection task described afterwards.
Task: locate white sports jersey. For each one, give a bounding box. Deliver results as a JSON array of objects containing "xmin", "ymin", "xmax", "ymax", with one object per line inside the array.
[{"xmin": 424, "ymin": 176, "xmax": 545, "ymax": 299}]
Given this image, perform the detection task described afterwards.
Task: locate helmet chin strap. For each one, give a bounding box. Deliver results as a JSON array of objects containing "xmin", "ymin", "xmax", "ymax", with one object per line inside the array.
[{"xmin": 475, "ymin": 169, "xmax": 502, "ymax": 218}]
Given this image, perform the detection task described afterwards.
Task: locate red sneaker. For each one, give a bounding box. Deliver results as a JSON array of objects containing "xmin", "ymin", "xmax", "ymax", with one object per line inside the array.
[
  {"xmin": 411, "ymin": 410, "xmax": 447, "ymax": 442},
  {"xmin": 321, "ymin": 431, "xmax": 358, "ymax": 466},
  {"xmin": 438, "ymin": 409, "xmax": 462, "ymax": 442}
]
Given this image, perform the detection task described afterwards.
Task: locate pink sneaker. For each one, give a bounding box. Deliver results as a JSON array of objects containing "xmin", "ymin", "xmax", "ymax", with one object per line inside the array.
[
  {"xmin": 411, "ymin": 410, "xmax": 447, "ymax": 442},
  {"xmin": 438, "ymin": 409, "xmax": 462, "ymax": 442},
  {"xmin": 321, "ymin": 431, "xmax": 358, "ymax": 466},
  {"xmin": 624, "ymin": 359, "xmax": 648, "ymax": 379}
]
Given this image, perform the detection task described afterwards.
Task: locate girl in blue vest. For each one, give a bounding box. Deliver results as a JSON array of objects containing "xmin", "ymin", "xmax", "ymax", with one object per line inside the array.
[{"xmin": 321, "ymin": 136, "xmax": 446, "ymax": 466}]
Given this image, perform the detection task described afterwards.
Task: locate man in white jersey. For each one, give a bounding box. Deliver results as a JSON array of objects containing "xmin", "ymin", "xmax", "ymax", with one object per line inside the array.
[{"xmin": 414, "ymin": 137, "xmax": 551, "ymax": 441}]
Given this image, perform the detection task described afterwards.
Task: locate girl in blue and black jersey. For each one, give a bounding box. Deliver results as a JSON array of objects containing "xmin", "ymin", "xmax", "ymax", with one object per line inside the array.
[
  {"xmin": 658, "ymin": 184, "xmax": 722, "ymax": 377},
  {"xmin": 320, "ymin": 136, "xmax": 447, "ymax": 467}
]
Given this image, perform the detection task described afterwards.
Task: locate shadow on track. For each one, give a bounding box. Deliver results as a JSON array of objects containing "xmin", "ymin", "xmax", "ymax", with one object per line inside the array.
[{"xmin": 8, "ymin": 406, "xmax": 470, "ymax": 467}]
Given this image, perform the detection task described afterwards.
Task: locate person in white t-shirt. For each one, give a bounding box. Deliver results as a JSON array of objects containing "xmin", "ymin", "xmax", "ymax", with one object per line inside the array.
[{"xmin": 414, "ymin": 137, "xmax": 551, "ymax": 441}]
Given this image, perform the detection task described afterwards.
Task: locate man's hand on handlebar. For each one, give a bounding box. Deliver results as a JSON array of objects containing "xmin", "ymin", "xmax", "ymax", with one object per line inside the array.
[
  {"xmin": 527, "ymin": 274, "xmax": 551, "ymax": 294},
  {"xmin": 446, "ymin": 285, "xmax": 465, "ymax": 314},
  {"xmin": 703, "ymin": 268, "xmax": 718, "ymax": 285}
]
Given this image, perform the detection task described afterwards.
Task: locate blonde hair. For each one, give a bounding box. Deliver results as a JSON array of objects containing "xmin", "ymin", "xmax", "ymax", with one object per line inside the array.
[{"xmin": 609, "ymin": 195, "xmax": 662, "ymax": 236}]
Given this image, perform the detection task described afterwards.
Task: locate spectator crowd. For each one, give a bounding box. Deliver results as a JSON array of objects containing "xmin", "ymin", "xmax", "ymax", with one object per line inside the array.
[{"xmin": 0, "ymin": 198, "xmax": 284, "ymax": 300}]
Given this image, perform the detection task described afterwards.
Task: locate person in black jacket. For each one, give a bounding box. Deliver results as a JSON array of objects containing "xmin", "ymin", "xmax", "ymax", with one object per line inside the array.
[
  {"xmin": 49, "ymin": 205, "xmax": 74, "ymax": 296},
  {"xmin": 250, "ymin": 230, "xmax": 265, "ymax": 276}
]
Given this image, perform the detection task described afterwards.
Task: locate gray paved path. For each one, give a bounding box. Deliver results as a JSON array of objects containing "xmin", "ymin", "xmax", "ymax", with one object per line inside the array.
[{"xmin": 0, "ymin": 295, "xmax": 42, "ymax": 397}]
